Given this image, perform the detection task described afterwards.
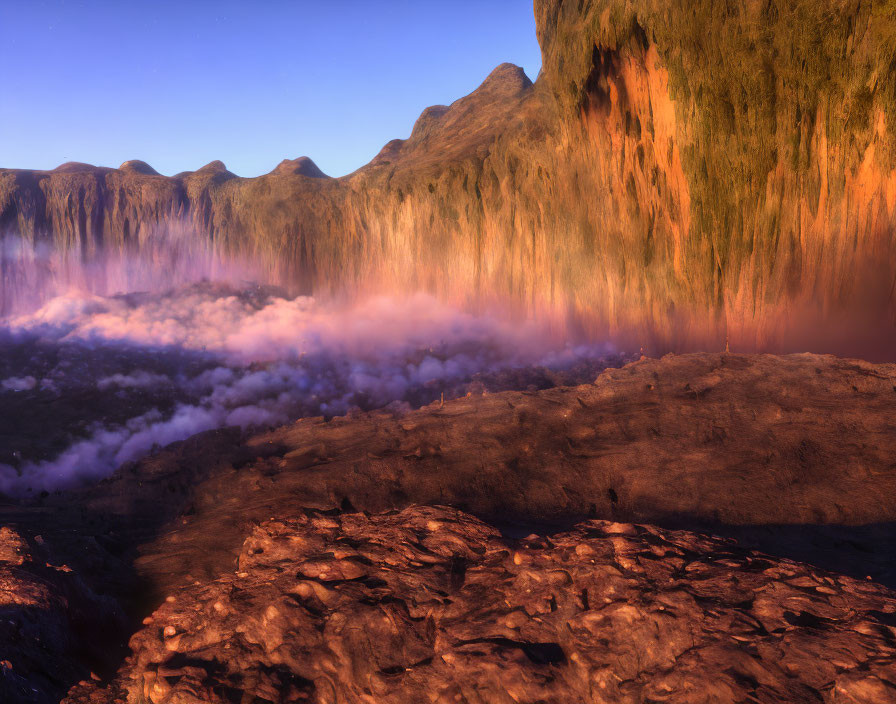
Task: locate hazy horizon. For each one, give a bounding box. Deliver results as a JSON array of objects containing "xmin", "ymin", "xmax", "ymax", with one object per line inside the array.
[{"xmin": 0, "ymin": 1, "xmax": 542, "ymax": 178}]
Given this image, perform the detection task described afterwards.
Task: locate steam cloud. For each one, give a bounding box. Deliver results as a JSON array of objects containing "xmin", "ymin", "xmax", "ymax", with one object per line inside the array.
[
  {"xmin": 0, "ymin": 223, "xmax": 262, "ymax": 315},
  {"xmin": 0, "ymin": 233, "xmax": 623, "ymax": 496}
]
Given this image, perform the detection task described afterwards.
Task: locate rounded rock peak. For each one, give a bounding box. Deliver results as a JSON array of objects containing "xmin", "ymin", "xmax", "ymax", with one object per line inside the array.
[
  {"xmin": 52, "ymin": 161, "xmax": 96, "ymax": 173},
  {"xmin": 408, "ymin": 104, "xmax": 450, "ymax": 142},
  {"xmin": 419, "ymin": 105, "xmax": 450, "ymax": 122},
  {"xmin": 119, "ymin": 160, "xmax": 159, "ymax": 175},
  {"xmin": 478, "ymin": 63, "xmax": 533, "ymax": 93},
  {"xmin": 198, "ymin": 160, "xmax": 229, "ymax": 173},
  {"xmin": 370, "ymin": 138, "xmax": 406, "ymax": 166},
  {"xmin": 273, "ymin": 157, "xmax": 330, "ymax": 178}
]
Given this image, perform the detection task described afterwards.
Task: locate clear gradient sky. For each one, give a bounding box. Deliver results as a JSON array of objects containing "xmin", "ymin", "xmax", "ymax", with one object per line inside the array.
[{"xmin": 0, "ymin": 1, "xmax": 542, "ymax": 177}]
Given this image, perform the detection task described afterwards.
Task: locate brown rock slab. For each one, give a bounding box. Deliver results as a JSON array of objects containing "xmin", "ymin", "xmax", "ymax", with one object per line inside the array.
[
  {"xmin": 98, "ymin": 353, "xmax": 896, "ymax": 598},
  {"xmin": 66, "ymin": 505, "xmax": 896, "ymax": 704},
  {"xmin": 2, "ymin": 352, "xmax": 895, "ymax": 702}
]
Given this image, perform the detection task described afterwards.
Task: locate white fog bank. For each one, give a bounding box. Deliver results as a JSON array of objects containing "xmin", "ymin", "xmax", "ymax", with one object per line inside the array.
[{"xmin": 0, "ymin": 283, "xmax": 621, "ymax": 495}]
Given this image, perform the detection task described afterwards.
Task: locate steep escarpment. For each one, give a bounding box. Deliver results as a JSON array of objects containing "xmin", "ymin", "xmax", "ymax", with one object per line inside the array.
[
  {"xmin": 535, "ymin": 0, "xmax": 896, "ymax": 351},
  {"xmin": 2, "ymin": 2, "xmax": 896, "ymax": 354}
]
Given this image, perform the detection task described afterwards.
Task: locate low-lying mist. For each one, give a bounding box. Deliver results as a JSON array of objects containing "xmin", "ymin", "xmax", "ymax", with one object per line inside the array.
[
  {"xmin": 0, "ymin": 224, "xmax": 262, "ymax": 316},
  {"xmin": 0, "ymin": 232, "xmax": 626, "ymax": 496}
]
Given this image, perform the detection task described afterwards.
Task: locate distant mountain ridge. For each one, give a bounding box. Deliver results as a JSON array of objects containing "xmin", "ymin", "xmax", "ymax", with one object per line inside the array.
[{"xmin": 2, "ymin": 0, "xmax": 895, "ymax": 356}]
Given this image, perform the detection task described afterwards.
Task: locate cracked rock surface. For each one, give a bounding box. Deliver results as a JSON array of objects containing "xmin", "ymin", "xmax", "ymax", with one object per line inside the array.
[
  {"xmin": 65, "ymin": 506, "xmax": 896, "ymax": 703},
  {"xmin": 2, "ymin": 352, "xmax": 896, "ymax": 702}
]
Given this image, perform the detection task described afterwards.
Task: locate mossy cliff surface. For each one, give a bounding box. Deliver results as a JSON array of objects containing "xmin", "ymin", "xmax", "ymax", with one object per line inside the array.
[
  {"xmin": 536, "ymin": 0, "xmax": 896, "ymax": 352},
  {"xmin": 2, "ymin": 1, "xmax": 895, "ymax": 355}
]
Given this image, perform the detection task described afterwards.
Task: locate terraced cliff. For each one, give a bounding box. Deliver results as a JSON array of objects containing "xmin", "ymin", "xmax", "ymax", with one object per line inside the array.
[{"xmin": 2, "ymin": 0, "xmax": 896, "ymax": 355}]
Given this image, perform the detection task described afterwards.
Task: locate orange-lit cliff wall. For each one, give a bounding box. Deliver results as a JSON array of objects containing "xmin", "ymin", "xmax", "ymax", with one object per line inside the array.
[
  {"xmin": 532, "ymin": 0, "xmax": 896, "ymax": 353},
  {"xmin": 1, "ymin": 0, "xmax": 895, "ymax": 356}
]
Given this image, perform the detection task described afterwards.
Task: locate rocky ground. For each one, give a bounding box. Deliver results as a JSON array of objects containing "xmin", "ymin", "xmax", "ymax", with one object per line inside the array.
[
  {"xmin": 64, "ymin": 507, "xmax": 896, "ymax": 704},
  {"xmin": 2, "ymin": 352, "xmax": 896, "ymax": 702}
]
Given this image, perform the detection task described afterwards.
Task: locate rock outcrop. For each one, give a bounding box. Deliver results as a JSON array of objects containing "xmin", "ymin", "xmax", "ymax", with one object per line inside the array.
[
  {"xmin": 118, "ymin": 161, "xmax": 159, "ymax": 176},
  {"xmin": 1, "ymin": 353, "xmax": 896, "ymax": 701},
  {"xmin": 271, "ymin": 158, "xmax": 330, "ymax": 178},
  {"xmin": 64, "ymin": 506, "xmax": 896, "ymax": 704},
  {"xmin": 2, "ymin": 2, "xmax": 895, "ymax": 355}
]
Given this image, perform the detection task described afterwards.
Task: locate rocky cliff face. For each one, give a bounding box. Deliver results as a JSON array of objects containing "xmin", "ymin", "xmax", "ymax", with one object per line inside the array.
[
  {"xmin": 2, "ymin": 1, "xmax": 895, "ymax": 355},
  {"xmin": 535, "ymin": 0, "xmax": 896, "ymax": 354}
]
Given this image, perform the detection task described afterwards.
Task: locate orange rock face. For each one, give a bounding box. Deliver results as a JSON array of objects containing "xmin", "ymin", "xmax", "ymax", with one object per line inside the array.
[{"xmin": 2, "ymin": 2, "xmax": 895, "ymax": 356}]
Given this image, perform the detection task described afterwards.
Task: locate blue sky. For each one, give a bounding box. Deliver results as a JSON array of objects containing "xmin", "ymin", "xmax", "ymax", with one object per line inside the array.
[{"xmin": 0, "ymin": 1, "xmax": 542, "ymax": 177}]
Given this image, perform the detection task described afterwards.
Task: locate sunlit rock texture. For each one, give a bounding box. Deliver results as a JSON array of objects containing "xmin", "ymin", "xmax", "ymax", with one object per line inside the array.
[
  {"xmin": 63, "ymin": 506, "xmax": 896, "ymax": 704},
  {"xmin": 2, "ymin": 352, "xmax": 894, "ymax": 703}
]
